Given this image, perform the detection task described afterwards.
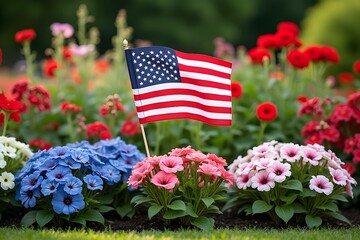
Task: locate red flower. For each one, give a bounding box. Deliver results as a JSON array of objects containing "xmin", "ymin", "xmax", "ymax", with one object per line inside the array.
[
  {"xmin": 298, "ymin": 97, "xmax": 323, "ymax": 117},
  {"xmin": 353, "ymin": 149, "xmax": 360, "ymax": 164},
  {"xmin": 86, "ymin": 121, "xmax": 112, "ymax": 140},
  {"xmin": 62, "ymin": 47, "xmax": 72, "ymax": 61},
  {"xmin": 0, "ymin": 113, "xmax": 4, "ymax": 128},
  {"xmin": 277, "ymin": 22, "xmax": 299, "ymax": 36},
  {"xmin": 15, "ymin": 29, "xmax": 36, "ymax": 43},
  {"xmin": 347, "ymin": 92, "xmax": 360, "ymax": 122},
  {"xmin": 257, "ymin": 34, "xmax": 279, "ymax": 49},
  {"xmin": 330, "ymin": 104, "xmax": 354, "ymax": 125},
  {"xmin": 60, "ymin": 102, "xmax": 82, "ymax": 114},
  {"xmin": 231, "ymin": 82, "xmax": 242, "ymax": 98},
  {"xmin": 296, "ymin": 95, "xmax": 308, "ymax": 103},
  {"xmin": 12, "ymin": 79, "xmax": 29, "ymax": 101},
  {"xmin": 256, "ymin": 102, "xmax": 278, "ymax": 121},
  {"xmin": 275, "ymin": 30, "xmax": 297, "ymax": 48},
  {"xmin": 304, "ymin": 46, "xmax": 322, "ymax": 62},
  {"xmin": 353, "ymin": 60, "xmax": 360, "ymax": 75},
  {"xmin": 29, "ymin": 139, "xmax": 52, "ymax": 150},
  {"xmin": 344, "ymin": 136, "xmax": 356, "ymax": 154},
  {"xmin": 94, "ymin": 59, "xmax": 111, "ymax": 73},
  {"xmin": 99, "ymin": 104, "xmax": 110, "ymax": 116},
  {"xmin": 27, "ymin": 85, "xmax": 51, "ymax": 112},
  {"xmin": 0, "ymin": 93, "xmax": 22, "ymax": 112},
  {"xmin": 248, "ymin": 47, "xmax": 271, "ymax": 64},
  {"xmin": 43, "ymin": 59, "xmax": 58, "ymax": 78},
  {"xmin": 121, "ymin": 120, "xmax": 141, "ymax": 136},
  {"xmin": 287, "ymin": 49, "xmax": 310, "ymax": 69},
  {"xmin": 320, "ymin": 46, "xmax": 339, "ymax": 64},
  {"xmin": 342, "ymin": 163, "xmax": 356, "ymax": 175},
  {"xmin": 338, "ymin": 72, "xmax": 354, "ymax": 84}
]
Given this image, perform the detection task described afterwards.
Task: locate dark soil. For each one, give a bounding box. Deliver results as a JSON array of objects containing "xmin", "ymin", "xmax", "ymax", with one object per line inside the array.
[{"xmin": 1, "ymin": 207, "xmax": 359, "ymax": 231}]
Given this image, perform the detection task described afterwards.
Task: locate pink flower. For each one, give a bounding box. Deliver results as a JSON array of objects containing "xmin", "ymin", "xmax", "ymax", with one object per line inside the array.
[
  {"xmin": 309, "ymin": 175, "xmax": 334, "ymax": 195},
  {"xmin": 254, "ymin": 158, "xmax": 275, "ymax": 171},
  {"xmin": 69, "ymin": 43, "xmax": 95, "ymax": 56},
  {"xmin": 159, "ymin": 156, "xmax": 184, "ymax": 173},
  {"xmin": 236, "ymin": 171, "xmax": 255, "ymax": 190},
  {"xmin": 329, "ymin": 167, "xmax": 347, "ymax": 186},
  {"xmin": 151, "ymin": 171, "xmax": 179, "ymax": 190},
  {"xmin": 301, "ymin": 146, "xmax": 323, "ymax": 166},
  {"xmin": 132, "ymin": 161, "xmax": 154, "ymax": 177},
  {"xmin": 207, "ymin": 153, "xmax": 227, "ymax": 166},
  {"xmin": 345, "ymin": 182, "xmax": 354, "ymax": 198},
  {"xmin": 267, "ymin": 162, "xmax": 291, "ymax": 183},
  {"xmin": 186, "ymin": 151, "xmax": 207, "ymax": 163},
  {"xmin": 127, "ymin": 174, "xmax": 144, "ymax": 189},
  {"xmin": 50, "ymin": 23, "xmax": 74, "ymax": 38},
  {"xmin": 235, "ymin": 162, "xmax": 254, "ymax": 176},
  {"xmin": 251, "ymin": 170, "xmax": 275, "ymax": 192},
  {"xmin": 198, "ymin": 163, "xmax": 222, "ymax": 179},
  {"xmin": 280, "ymin": 143, "xmax": 301, "ymax": 162},
  {"xmin": 251, "ymin": 144, "xmax": 278, "ymax": 161},
  {"xmin": 169, "ymin": 146, "xmax": 195, "ymax": 157},
  {"xmin": 219, "ymin": 167, "xmax": 236, "ymax": 185}
]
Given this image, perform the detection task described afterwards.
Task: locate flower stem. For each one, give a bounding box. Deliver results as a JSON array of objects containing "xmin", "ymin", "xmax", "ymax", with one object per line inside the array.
[
  {"xmin": 257, "ymin": 121, "xmax": 267, "ymax": 144},
  {"xmin": 1, "ymin": 112, "xmax": 9, "ymax": 136}
]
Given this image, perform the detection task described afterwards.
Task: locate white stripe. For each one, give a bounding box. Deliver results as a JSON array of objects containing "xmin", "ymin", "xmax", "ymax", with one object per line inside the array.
[
  {"xmin": 132, "ymin": 82, "xmax": 231, "ymax": 96},
  {"xmin": 177, "ymin": 56, "xmax": 232, "ymax": 74},
  {"xmin": 134, "ymin": 95, "xmax": 232, "ymax": 107},
  {"xmin": 179, "ymin": 71, "xmax": 231, "ymax": 84},
  {"xmin": 137, "ymin": 107, "xmax": 232, "ymax": 120}
]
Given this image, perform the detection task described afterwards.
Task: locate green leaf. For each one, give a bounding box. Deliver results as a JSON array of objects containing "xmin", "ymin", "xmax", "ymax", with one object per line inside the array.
[
  {"xmin": 275, "ymin": 205, "xmax": 294, "ymax": 224},
  {"xmin": 305, "ymin": 215, "xmax": 322, "ymax": 228},
  {"xmin": 202, "ymin": 197, "xmax": 215, "ymax": 208},
  {"xmin": 327, "ymin": 212, "xmax": 351, "ymax": 225},
  {"xmin": 167, "ymin": 200, "xmax": 186, "ymax": 211},
  {"xmin": 280, "ymin": 193, "xmax": 298, "ymax": 205},
  {"xmin": 212, "ymin": 194, "xmax": 225, "ymax": 201},
  {"xmin": 190, "ymin": 216, "xmax": 215, "ymax": 231},
  {"xmin": 148, "ymin": 205, "xmax": 163, "ymax": 219},
  {"xmin": 330, "ymin": 194, "xmax": 349, "ymax": 202},
  {"xmin": 316, "ymin": 202, "xmax": 338, "ymax": 212},
  {"xmin": 185, "ymin": 204, "xmax": 198, "ymax": 218},
  {"xmin": 301, "ymin": 189, "xmax": 317, "ymax": 198},
  {"xmin": 70, "ymin": 217, "xmax": 86, "ymax": 226},
  {"xmin": 82, "ymin": 210, "xmax": 105, "ymax": 225},
  {"xmin": 222, "ymin": 196, "xmax": 240, "ymax": 211},
  {"xmin": 35, "ymin": 210, "xmax": 54, "ymax": 228},
  {"xmin": 20, "ymin": 210, "xmax": 37, "ymax": 227},
  {"xmin": 0, "ymin": 197, "xmax": 10, "ymax": 203},
  {"xmin": 252, "ymin": 200, "xmax": 273, "ymax": 214},
  {"xmin": 163, "ymin": 210, "xmax": 187, "ymax": 219},
  {"xmin": 116, "ymin": 204, "xmax": 133, "ymax": 218},
  {"xmin": 282, "ymin": 179, "xmax": 303, "ymax": 192},
  {"xmin": 206, "ymin": 205, "xmax": 223, "ymax": 214},
  {"xmin": 94, "ymin": 195, "xmax": 113, "ymax": 204},
  {"xmin": 131, "ymin": 195, "xmax": 153, "ymax": 206},
  {"xmin": 292, "ymin": 202, "xmax": 306, "ymax": 213},
  {"xmin": 98, "ymin": 205, "xmax": 114, "ymax": 213}
]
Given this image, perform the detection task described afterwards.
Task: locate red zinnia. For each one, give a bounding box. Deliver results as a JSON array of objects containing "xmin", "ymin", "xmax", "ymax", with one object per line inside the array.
[
  {"xmin": 287, "ymin": 49, "xmax": 310, "ymax": 69},
  {"xmin": 296, "ymin": 95, "xmax": 308, "ymax": 103},
  {"xmin": 277, "ymin": 21, "xmax": 299, "ymax": 36},
  {"xmin": 248, "ymin": 47, "xmax": 271, "ymax": 65},
  {"xmin": 43, "ymin": 59, "xmax": 58, "ymax": 78},
  {"xmin": 338, "ymin": 72, "xmax": 354, "ymax": 84},
  {"xmin": 257, "ymin": 34, "xmax": 280, "ymax": 49},
  {"xmin": 304, "ymin": 46, "xmax": 322, "ymax": 62},
  {"xmin": 15, "ymin": 29, "xmax": 36, "ymax": 43},
  {"xmin": 347, "ymin": 92, "xmax": 360, "ymax": 122},
  {"xmin": 231, "ymin": 82, "xmax": 242, "ymax": 99},
  {"xmin": 320, "ymin": 46, "xmax": 339, "ymax": 64},
  {"xmin": 121, "ymin": 120, "xmax": 141, "ymax": 136},
  {"xmin": 29, "ymin": 139, "xmax": 52, "ymax": 150},
  {"xmin": 256, "ymin": 102, "xmax": 278, "ymax": 121},
  {"xmin": 352, "ymin": 60, "xmax": 360, "ymax": 75},
  {"xmin": 85, "ymin": 121, "xmax": 112, "ymax": 140},
  {"xmin": 60, "ymin": 102, "xmax": 82, "ymax": 114},
  {"xmin": 275, "ymin": 30, "xmax": 297, "ymax": 48}
]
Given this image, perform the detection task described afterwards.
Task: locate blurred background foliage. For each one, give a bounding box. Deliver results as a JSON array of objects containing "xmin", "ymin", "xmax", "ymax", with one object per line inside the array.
[
  {"xmin": 1, "ymin": 0, "xmax": 359, "ymax": 75},
  {"xmin": 1, "ymin": 0, "xmax": 316, "ymax": 63}
]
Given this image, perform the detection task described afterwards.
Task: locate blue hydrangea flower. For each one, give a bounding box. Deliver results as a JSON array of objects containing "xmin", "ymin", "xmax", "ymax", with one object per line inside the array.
[
  {"xmin": 46, "ymin": 166, "xmax": 72, "ymax": 182},
  {"xmin": 41, "ymin": 179, "xmax": 59, "ymax": 196},
  {"xmin": 38, "ymin": 159, "xmax": 59, "ymax": 171},
  {"xmin": 83, "ymin": 174, "xmax": 103, "ymax": 190},
  {"xmin": 50, "ymin": 146, "xmax": 71, "ymax": 160},
  {"xmin": 59, "ymin": 157, "xmax": 81, "ymax": 169},
  {"xmin": 63, "ymin": 176, "xmax": 83, "ymax": 195},
  {"xmin": 52, "ymin": 189, "xmax": 85, "ymax": 215},
  {"xmin": 70, "ymin": 151, "xmax": 89, "ymax": 164},
  {"xmin": 94, "ymin": 165, "xmax": 121, "ymax": 184},
  {"xmin": 19, "ymin": 189, "xmax": 41, "ymax": 208}
]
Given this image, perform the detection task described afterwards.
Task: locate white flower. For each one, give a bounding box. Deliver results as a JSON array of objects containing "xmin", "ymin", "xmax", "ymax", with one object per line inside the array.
[
  {"xmin": 0, "ymin": 172, "xmax": 15, "ymax": 190},
  {"xmin": 0, "ymin": 158, "xmax": 6, "ymax": 169}
]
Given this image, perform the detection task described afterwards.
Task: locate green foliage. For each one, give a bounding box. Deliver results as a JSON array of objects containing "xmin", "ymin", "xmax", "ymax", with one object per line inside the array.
[{"xmin": 301, "ymin": 0, "xmax": 360, "ymax": 76}]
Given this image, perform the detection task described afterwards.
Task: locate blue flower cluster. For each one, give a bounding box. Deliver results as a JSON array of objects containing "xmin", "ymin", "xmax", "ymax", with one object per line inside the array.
[{"xmin": 15, "ymin": 137, "xmax": 145, "ymax": 215}]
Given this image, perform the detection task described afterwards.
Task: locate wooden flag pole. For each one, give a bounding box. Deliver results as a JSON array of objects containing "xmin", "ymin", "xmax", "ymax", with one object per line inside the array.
[{"xmin": 123, "ymin": 39, "xmax": 151, "ymax": 158}]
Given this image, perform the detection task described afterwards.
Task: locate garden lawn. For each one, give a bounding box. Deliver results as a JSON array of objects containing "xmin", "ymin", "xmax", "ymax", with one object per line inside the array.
[{"xmin": 0, "ymin": 228, "xmax": 359, "ymax": 240}]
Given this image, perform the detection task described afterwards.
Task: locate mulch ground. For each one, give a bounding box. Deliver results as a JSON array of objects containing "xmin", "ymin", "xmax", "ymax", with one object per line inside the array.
[{"xmin": 1, "ymin": 206, "xmax": 359, "ymax": 231}]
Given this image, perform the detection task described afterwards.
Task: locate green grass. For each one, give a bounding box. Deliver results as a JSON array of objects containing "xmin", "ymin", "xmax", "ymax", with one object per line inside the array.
[{"xmin": 0, "ymin": 228, "xmax": 359, "ymax": 240}]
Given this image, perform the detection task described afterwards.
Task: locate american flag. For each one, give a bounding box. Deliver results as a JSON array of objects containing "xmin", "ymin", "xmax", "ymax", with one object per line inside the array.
[{"xmin": 125, "ymin": 46, "xmax": 232, "ymax": 126}]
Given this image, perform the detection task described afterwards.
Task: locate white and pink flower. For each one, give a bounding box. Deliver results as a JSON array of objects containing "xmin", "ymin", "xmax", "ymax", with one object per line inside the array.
[
  {"xmin": 309, "ymin": 175, "xmax": 334, "ymax": 195},
  {"xmin": 280, "ymin": 143, "xmax": 301, "ymax": 162},
  {"xmin": 301, "ymin": 146, "xmax": 323, "ymax": 166},
  {"xmin": 329, "ymin": 167, "xmax": 347, "ymax": 186},
  {"xmin": 267, "ymin": 161, "xmax": 291, "ymax": 183},
  {"xmin": 251, "ymin": 170, "xmax": 275, "ymax": 192}
]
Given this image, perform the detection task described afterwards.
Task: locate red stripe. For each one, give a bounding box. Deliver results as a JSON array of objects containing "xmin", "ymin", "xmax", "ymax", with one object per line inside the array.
[
  {"xmin": 178, "ymin": 64, "xmax": 231, "ymax": 79},
  {"xmin": 139, "ymin": 113, "xmax": 232, "ymax": 126},
  {"xmin": 133, "ymin": 89, "xmax": 231, "ymax": 102},
  {"xmin": 181, "ymin": 78, "xmax": 230, "ymax": 90},
  {"xmin": 176, "ymin": 51, "xmax": 232, "ymax": 68},
  {"xmin": 136, "ymin": 101, "xmax": 231, "ymax": 114}
]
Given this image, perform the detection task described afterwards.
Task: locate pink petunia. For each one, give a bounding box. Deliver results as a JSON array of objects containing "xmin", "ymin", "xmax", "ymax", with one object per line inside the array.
[
  {"xmin": 127, "ymin": 174, "xmax": 145, "ymax": 189},
  {"xmin": 345, "ymin": 182, "xmax": 354, "ymax": 198},
  {"xmin": 236, "ymin": 171, "xmax": 255, "ymax": 190},
  {"xmin": 219, "ymin": 167, "xmax": 236, "ymax": 185},
  {"xmin": 132, "ymin": 161, "xmax": 154, "ymax": 178},
  {"xmin": 250, "ymin": 144, "xmax": 278, "ymax": 161},
  {"xmin": 207, "ymin": 153, "xmax": 227, "ymax": 166},
  {"xmin": 309, "ymin": 175, "xmax": 334, "ymax": 195},
  {"xmin": 280, "ymin": 143, "xmax": 301, "ymax": 162},
  {"xmin": 254, "ymin": 158, "xmax": 275, "ymax": 171},
  {"xmin": 169, "ymin": 146, "xmax": 195, "ymax": 157},
  {"xmin": 150, "ymin": 171, "xmax": 179, "ymax": 190},
  {"xmin": 301, "ymin": 146, "xmax": 323, "ymax": 166},
  {"xmin": 197, "ymin": 163, "xmax": 222, "ymax": 179},
  {"xmin": 329, "ymin": 167, "xmax": 347, "ymax": 186},
  {"xmin": 186, "ymin": 151, "xmax": 207, "ymax": 163},
  {"xmin": 267, "ymin": 161, "xmax": 291, "ymax": 183},
  {"xmin": 50, "ymin": 23, "xmax": 74, "ymax": 38},
  {"xmin": 251, "ymin": 170, "xmax": 275, "ymax": 192},
  {"xmin": 159, "ymin": 156, "xmax": 184, "ymax": 173}
]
